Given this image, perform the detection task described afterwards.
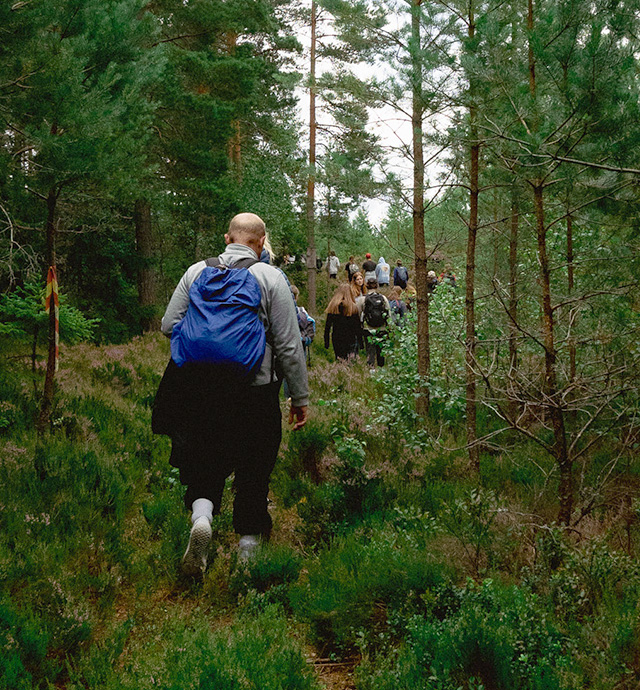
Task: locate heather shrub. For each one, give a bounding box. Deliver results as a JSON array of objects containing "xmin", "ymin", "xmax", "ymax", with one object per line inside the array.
[
  {"xmin": 231, "ymin": 543, "xmax": 303, "ymax": 610},
  {"xmin": 277, "ymin": 419, "xmax": 332, "ymax": 494},
  {"xmin": 357, "ymin": 579, "xmax": 574, "ymax": 690},
  {"xmin": 67, "ymin": 605, "xmax": 320, "ymax": 690},
  {"xmin": 283, "ymin": 431, "xmax": 396, "ymax": 547},
  {"xmin": 290, "ymin": 524, "xmax": 453, "ymax": 654},
  {"xmin": 0, "ymin": 596, "xmax": 51, "ymax": 690}
]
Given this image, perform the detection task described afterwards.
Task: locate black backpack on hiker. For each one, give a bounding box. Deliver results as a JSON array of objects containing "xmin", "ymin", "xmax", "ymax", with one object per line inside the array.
[{"xmin": 363, "ymin": 293, "xmax": 388, "ymax": 329}]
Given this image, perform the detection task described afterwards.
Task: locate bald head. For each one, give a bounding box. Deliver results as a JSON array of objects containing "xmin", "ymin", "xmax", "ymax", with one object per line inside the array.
[
  {"xmin": 224, "ymin": 213, "xmax": 266, "ymax": 256},
  {"xmin": 228, "ymin": 213, "xmax": 265, "ymax": 241}
]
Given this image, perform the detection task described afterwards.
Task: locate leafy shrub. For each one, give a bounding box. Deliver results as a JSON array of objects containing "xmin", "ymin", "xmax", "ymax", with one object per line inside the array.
[
  {"xmin": 0, "ymin": 281, "xmax": 99, "ymax": 345},
  {"xmin": 289, "ymin": 433, "xmax": 395, "ymax": 547},
  {"xmin": 438, "ymin": 488, "xmax": 502, "ymax": 578},
  {"xmin": 290, "ymin": 526, "xmax": 452, "ymax": 654},
  {"xmin": 357, "ymin": 579, "xmax": 574, "ymax": 690}
]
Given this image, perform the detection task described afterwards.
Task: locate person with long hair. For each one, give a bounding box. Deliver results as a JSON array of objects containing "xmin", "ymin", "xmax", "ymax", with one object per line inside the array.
[
  {"xmin": 324, "ymin": 283, "xmax": 362, "ymax": 360},
  {"xmin": 350, "ymin": 271, "xmax": 367, "ymax": 300},
  {"xmin": 388, "ymin": 285, "xmax": 408, "ymax": 327}
]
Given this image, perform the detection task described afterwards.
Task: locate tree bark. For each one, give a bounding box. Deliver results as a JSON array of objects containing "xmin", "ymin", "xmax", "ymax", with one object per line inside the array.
[
  {"xmin": 465, "ymin": 7, "xmax": 479, "ymax": 470},
  {"xmin": 134, "ymin": 198, "xmax": 160, "ymax": 332},
  {"xmin": 527, "ymin": 0, "xmax": 536, "ymax": 100},
  {"xmin": 306, "ymin": 0, "xmax": 318, "ymax": 314},
  {"xmin": 37, "ymin": 187, "xmax": 58, "ymax": 437},
  {"xmin": 508, "ymin": 194, "xmax": 519, "ymax": 420},
  {"xmin": 411, "ymin": 0, "xmax": 430, "ymax": 416},
  {"xmin": 533, "ymin": 184, "xmax": 570, "ymax": 524},
  {"xmin": 228, "ymin": 119, "xmax": 242, "ymax": 180},
  {"xmin": 225, "ymin": 32, "xmax": 243, "ymax": 181},
  {"xmin": 567, "ymin": 213, "xmax": 576, "ymax": 398},
  {"xmin": 528, "ymin": 0, "xmax": 570, "ymax": 523}
]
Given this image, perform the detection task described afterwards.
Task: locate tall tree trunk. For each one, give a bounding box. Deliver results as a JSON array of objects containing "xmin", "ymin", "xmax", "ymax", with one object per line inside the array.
[
  {"xmin": 411, "ymin": 0, "xmax": 430, "ymax": 416},
  {"xmin": 306, "ymin": 0, "xmax": 318, "ymax": 314},
  {"xmin": 533, "ymin": 184, "xmax": 571, "ymax": 523},
  {"xmin": 37, "ymin": 187, "xmax": 58, "ymax": 436},
  {"xmin": 567, "ymin": 212, "xmax": 576, "ymax": 429},
  {"xmin": 134, "ymin": 199, "xmax": 160, "ymax": 333},
  {"xmin": 492, "ymin": 189, "xmax": 499, "ymax": 281},
  {"xmin": 465, "ymin": 8, "xmax": 480, "ymax": 470},
  {"xmin": 508, "ymin": 194, "xmax": 519, "ymax": 420},
  {"xmin": 528, "ymin": 0, "xmax": 570, "ymax": 523},
  {"xmin": 226, "ymin": 32, "xmax": 243, "ymax": 180},
  {"xmin": 527, "ymin": 0, "xmax": 536, "ymax": 100},
  {"xmin": 228, "ymin": 119, "xmax": 242, "ymax": 180}
]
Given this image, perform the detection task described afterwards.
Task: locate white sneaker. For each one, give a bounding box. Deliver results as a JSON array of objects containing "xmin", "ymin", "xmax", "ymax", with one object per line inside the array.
[
  {"xmin": 181, "ymin": 516, "xmax": 212, "ymax": 577},
  {"xmin": 237, "ymin": 534, "xmax": 261, "ymax": 564}
]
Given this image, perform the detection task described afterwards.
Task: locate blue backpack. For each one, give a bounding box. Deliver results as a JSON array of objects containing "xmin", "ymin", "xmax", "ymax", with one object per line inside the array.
[{"xmin": 170, "ymin": 257, "xmax": 266, "ymax": 379}]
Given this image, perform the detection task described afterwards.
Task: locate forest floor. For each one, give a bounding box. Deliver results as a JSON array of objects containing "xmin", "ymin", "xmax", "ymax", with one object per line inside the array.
[{"xmin": 1, "ymin": 319, "xmax": 640, "ymax": 690}]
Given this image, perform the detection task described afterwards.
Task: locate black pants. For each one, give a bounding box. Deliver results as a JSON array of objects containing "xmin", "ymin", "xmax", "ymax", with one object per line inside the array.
[
  {"xmin": 364, "ymin": 330, "xmax": 386, "ymax": 367},
  {"xmin": 168, "ymin": 375, "xmax": 282, "ymax": 536}
]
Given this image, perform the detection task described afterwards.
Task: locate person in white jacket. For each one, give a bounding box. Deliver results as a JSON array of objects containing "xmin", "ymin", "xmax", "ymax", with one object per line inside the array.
[
  {"xmin": 161, "ymin": 213, "xmax": 309, "ymax": 575},
  {"xmin": 375, "ymin": 256, "xmax": 390, "ymax": 287},
  {"xmin": 326, "ymin": 251, "xmax": 341, "ymax": 279}
]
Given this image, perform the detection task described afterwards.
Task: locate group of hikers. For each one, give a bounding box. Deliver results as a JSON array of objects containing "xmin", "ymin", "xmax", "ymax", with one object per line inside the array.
[
  {"xmin": 153, "ymin": 213, "xmax": 456, "ymax": 578},
  {"xmin": 322, "ymin": 253, "xmax": 413, "ymax": 368}
]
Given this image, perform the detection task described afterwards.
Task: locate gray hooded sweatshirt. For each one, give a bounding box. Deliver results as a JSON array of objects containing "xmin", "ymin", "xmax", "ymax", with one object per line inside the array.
[
  {"xmin": 161, "ymin": 243, "xmax": 309, "ymax": 408},
  {"xmin": 375, "ymin": 256, "xmax": 390, "ymax": 285}
]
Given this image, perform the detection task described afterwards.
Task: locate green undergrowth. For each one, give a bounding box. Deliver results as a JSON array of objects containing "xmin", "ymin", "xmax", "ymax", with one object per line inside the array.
[{"xmin": 1, "ymin": 332, "xmax": 639, "ymax": 689}]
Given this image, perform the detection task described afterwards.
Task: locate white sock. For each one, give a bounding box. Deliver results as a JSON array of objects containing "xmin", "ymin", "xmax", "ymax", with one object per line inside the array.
[{"xmin": 191, "ymin": 498, "xmax": 214, "ymax": 525}]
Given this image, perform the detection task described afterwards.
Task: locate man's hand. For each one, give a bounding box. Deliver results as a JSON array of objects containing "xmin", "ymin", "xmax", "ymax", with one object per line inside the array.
[{"xmin": 289, "ymin": 404, "xmax": 308, "ymax": 431}]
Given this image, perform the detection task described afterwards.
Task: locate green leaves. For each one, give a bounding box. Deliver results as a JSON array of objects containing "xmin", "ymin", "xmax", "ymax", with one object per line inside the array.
[{"xmin": 0, "ymin": 282, "xmax": 99, "ymax": 345}]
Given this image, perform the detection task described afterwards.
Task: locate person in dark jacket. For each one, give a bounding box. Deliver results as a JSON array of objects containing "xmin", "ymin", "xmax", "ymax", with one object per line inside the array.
[
  {"xmin": 324, "ymin": 283, "xmax": 362, "ymax": 360},
  {"xmin": 362, "ymin": 253, "xmax": 377, "ymax": 283},
  {"xmin": 344, "ymin": 256, "xmax": 359, "ymax": 281},
  {"xmin": 393, "ymin": 260, "xmax": 409, "ymax": 288}
]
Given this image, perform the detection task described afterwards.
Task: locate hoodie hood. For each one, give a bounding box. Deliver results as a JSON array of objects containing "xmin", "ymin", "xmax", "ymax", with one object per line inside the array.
[{"xmin": 378, "ymin": 256, "xmax": 386, "ymax": 264}]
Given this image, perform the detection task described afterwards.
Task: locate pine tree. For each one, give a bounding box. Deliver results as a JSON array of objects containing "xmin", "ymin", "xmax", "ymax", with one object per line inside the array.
[{"xmin": 1, "ymin": 0, "xmax": 164, "ymax": 433}]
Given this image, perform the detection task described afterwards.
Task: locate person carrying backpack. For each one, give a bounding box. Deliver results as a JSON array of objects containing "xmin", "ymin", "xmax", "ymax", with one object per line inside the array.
[
  {"xmin": 290, "ymin": 284, "xmax": 316, "ymax": 363},
  {"xmin": 156, "ymin": 213, "xmax": 309, "ymax": 576},
  {"xmin": 359, "ymin": 278, "xmax": 390, "ymax": 368},
  {"xmin": 387, "ymin": 286, "xmax": 408, "ymax": 327},
  {"xmin": 393, "ymin": 260, "xmax": 409, "ymax": 289},
  {"xmin": 345, "ymin": 255, "xmax": 360, "ymax": 282}
]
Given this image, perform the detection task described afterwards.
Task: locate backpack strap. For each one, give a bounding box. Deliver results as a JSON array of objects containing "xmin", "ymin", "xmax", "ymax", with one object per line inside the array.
[{"xmin": 205, "ymin": 256, "xmax": 259, "ymax": 270}]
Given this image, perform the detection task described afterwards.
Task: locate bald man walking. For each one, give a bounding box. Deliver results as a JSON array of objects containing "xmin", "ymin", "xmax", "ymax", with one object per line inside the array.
[{"xmin": 161, "ymin": 213, "xmax": 309, "ymax": 576}]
